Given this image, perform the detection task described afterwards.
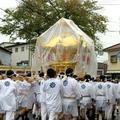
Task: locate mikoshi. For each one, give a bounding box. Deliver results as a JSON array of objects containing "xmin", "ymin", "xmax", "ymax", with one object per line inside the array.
[{"xmin": 32, "ymin": 18, "xmax": 97, "ymax": 77}]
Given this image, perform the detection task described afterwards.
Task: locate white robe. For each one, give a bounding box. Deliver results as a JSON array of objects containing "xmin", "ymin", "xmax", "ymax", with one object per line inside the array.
[
  {"xmin": 43, "ymin": 78, "xmax": 62, "ymax": 113},
  {"xmin": 0, "ymin": 78, "xmax": 17, "ymax": 111},
  {"xmin": 62, "ymin": 77, "xmax": 81, "ymax": 117},
  {"xmin": 104, "ymin": 81, "xmax": 116, "ymax": 103},
  {"xmin": 104, "ymin": 81, "xmax": 116, "ymax": 119},
  {"xmin": 16, "ymin": 80, "xmax": 31, "ymax": 108},
  {"xmin": 33, "ymin": 77, "xmax": 46, "ymax": 103},
  {"xmin": 22, "ymin": 82, "xmax": 35, "ymax": 109},
  {"xmin": 62, "ymin": 77, "xmax": 81, "ymax": 99},
  {"xmin": 116, "ymin": 82, "xmax": 120, "ymax": 99},
  {"xmin": 95, "ymin": 82, "xmax": 106, "ymax": 110},
  {"xmin": 79, "ymin": 81, "xmax": 95, "ymax": 108}
]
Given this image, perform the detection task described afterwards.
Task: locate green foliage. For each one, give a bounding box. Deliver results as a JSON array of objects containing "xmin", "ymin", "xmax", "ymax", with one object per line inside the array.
[{"xmin": 0, "ymin": 0, "xmax": 107, "ymax": 51}]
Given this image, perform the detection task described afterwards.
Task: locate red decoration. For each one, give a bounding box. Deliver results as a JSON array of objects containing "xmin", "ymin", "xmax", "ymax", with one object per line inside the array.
[
  {"xmin": 61, "ymin": 53, "xmax": 67, "ymax": 61},
  {"xmin": 61, "ymin": 49, "xmax": 67, "ymax": 61},
  {"xmin": 87, "ymin": 56, "xmax": 90, "ymax": 64}
]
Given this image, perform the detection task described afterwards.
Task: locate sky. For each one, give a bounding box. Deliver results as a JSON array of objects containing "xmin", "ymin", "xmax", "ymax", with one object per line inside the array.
[
  {"xmin": 97, "ymin": 0, "xmax": 120, "ymax": 48},
  {"xmin": 97, "ymin": 0, "xmax": 120, "ymax": 61},
  {"xmin": 0, "ymin": 0, "xmax": 19, "ymax": 42},
  {"xmin": 0, "ymin": 0, "xmax": 120, "ymax": 61}
]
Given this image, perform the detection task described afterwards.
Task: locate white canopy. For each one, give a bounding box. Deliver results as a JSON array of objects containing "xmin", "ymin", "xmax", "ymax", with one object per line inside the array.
[{"xmin": 32, "ymin": 18, "xmax": 97, "ymax": 77}]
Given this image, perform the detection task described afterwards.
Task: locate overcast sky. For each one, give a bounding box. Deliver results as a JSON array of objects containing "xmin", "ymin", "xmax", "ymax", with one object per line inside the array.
[
  {"xmin": 0, "ymin": 0, "xmax": 120, "ymax": 61},
  {"xmin": 97, "ymin": 0, "xmax": 120, "ymax": 48}
]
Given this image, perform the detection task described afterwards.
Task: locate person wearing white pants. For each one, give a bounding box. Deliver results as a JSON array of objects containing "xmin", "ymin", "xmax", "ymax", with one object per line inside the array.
[
  {"xmin": 43, "ymin": 68, "xmax": 63, "ymax": 120},
  {"xmin": 39, "ymin": 72, "xmax": 47, "ymax": 120},
  {"xmin": 62, "ymin": 68, "xmax": 81, "ymax": 120},
  {"xmin": 116, "ymin": 82, "xmax": 120, "ymax": 113},
  {"xmin": 104, "ymin": 78, "xmax": 116, "ymax": 120},
  {"xmin": 0, "ymin": 70, "xmax": 17, "ymax": 120},
  {"xmin": 95, "ymin": 79, "xmax": 106, "ymax": 120},
  {"xmin": 5, "ymin": 111, "xmax": 15, "ymax": 120},
  {"xmin": 0, "ymin": 73, "xmax": 5, "ymax": 120},
  {"xmin": 48, "ymin": 111, "xmax": 58, "ymax": 120},
  {"xmin": 34, "ymin": 72, "xmax": 47, "ymax": 120},
  {"xmin": 41, "ymin": 102, "xmax": 47, "ymax": 120},
  {"xmin": 79, "ymin": 79, "xmax": 95, "ymax": 120}
]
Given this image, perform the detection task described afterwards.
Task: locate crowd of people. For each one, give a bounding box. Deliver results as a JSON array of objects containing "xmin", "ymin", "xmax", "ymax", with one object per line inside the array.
[{"xmin": 0, "ymin": 68, "xmax": 120, "ymax": 120}]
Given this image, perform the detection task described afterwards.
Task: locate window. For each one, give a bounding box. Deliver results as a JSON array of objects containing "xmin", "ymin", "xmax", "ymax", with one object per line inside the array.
[
  {"xmin": 15, "ymin": 48, "xmax": 18, "ymax": 52},
  {"xmin": 17, "ymin": 60, "xmax": 29, "ymax": 66},
  {"xmin": 110, "ymin": 55, "xmax": 117, "ymax": 63},
  {"xmin": 21, "ymin": 47, "xmax": 24, "ymax": 51}
]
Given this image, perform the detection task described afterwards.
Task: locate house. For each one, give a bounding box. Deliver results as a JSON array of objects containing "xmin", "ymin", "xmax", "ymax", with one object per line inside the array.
[
  {"xmin": 0, "ymin": 46, "xmax": 12, "ymax": 66},
  {"xmin": 103, "ymin": 43, "xmax": 120, "ymax": 79},
  {"xmin": 0, "ymin": 42, "xmax": 33, "ymax": 74},
  {"xmin": 97, "ymin": 62, "xmax": 107, "ymax": 76},
  {"xmin": 4, "ymin": 42, "xmax": 33, "ymax": 66}
]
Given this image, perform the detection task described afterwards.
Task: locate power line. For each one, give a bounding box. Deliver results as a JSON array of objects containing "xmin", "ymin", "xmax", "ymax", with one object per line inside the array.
[
  {"xmin": 98, "ymin": 4, "xmax": 120, "ymax": 6},
  {"xmin": 107, "ymin": 30, "xmax": 120, "ymax": 32}
]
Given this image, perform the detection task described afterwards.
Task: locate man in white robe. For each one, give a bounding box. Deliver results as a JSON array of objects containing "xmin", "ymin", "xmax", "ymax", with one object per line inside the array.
[
  {"xmin": 95, "ymin": 77, "xmax": 106, "ymax": 120},
  {"xmin": 43, "ymin": 68, "xmax": 63, "ymax": 120},
  {"xmin": 39, "ymin": 72, "xmax": 47, "ymax": 120},
  {"xmin": 79, "ymin": 76, "xmax": 95, "ymax": 120},
  {"xmin": 104, "ymin": 78, "xmax": 116, "ymax": 120},
  {"xmin": 116, "ymin": 81, "xmax": 120, "ymax": 113},
  {"xmin": 33, "ymin": 72, "xmax": 47, "ymax": 120},
  {"xmin": 15, "ymin": 76, "xmax": 32, "ymax": 120},
  {"xmin": 62, "ymin": 68, "xmax": 81, "ymax": 120},
  {"xmin": 0, "ymin": 70, "xmax": 17, "ymax": 120},
  {"xmin": 0, "ymin": 73, "xmax": 5, "ymax": 120}
]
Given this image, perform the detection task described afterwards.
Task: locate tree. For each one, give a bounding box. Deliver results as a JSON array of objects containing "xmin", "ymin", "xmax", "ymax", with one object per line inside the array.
[{"xmin": 0, "ymin": 0, "xmax": 107, "ymax": 51}]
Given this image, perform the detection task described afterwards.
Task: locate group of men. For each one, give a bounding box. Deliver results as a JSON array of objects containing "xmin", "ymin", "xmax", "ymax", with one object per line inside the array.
[{"xmin": 0, "ymin": 68, "xmax": 120, "ymax": 120}]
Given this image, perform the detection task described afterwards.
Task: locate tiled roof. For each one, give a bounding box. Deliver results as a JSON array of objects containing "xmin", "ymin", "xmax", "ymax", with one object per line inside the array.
[
  {"xmin": 103, "ymin": 43, "xmax": 120, "ymax": 52},
  {"xmin": 0, "ymin": 46, "xmax": 12, "ymax": 53}
]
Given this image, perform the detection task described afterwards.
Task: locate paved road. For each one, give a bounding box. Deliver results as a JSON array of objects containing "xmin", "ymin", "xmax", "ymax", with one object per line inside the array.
[
  {"xmin": 27, "ymin": 113, "xmax": 120, "ymax": 120},
  {"xmin": 13, "ymin": 108, "xmax": 120, "ymax": 120}
]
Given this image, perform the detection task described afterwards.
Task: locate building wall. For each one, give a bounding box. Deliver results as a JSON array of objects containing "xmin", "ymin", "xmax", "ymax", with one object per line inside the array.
[
  {"xmin": 0, "ymin": 50, "xmax": 11, "ymax": 66},
  {"xmin": 107, "ymin": 51, "xmax": 120, "ymax": 71},
  {"xmin": 97, "ymin": 62, "xmax": 107, "ymax": 75},
  {"xmin": 10, "ymin": 44, "xmax": 30, "ymax": 66}
]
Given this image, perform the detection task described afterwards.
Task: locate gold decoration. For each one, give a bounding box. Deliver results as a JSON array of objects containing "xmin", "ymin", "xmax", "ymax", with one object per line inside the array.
[
  {"xmin": 43, "ymin": 36, "xmax": 79, "ymax": 48},
  {"xmin": 49, "ymin": 61, "xmax": 77, "ymax": 73}
]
